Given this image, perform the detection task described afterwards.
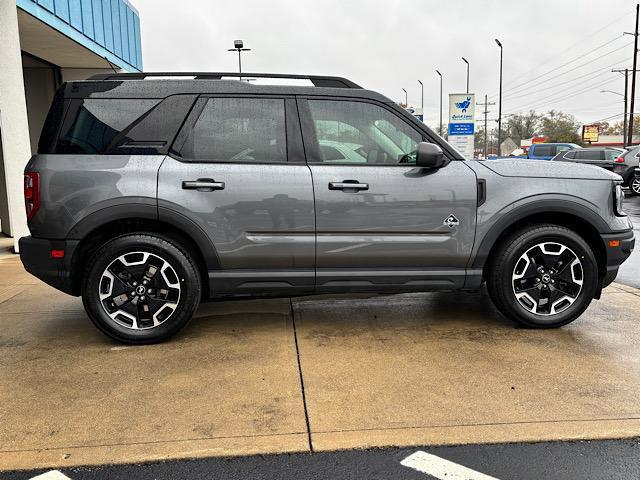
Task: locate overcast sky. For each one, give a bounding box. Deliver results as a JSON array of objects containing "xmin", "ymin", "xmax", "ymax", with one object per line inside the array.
[{"xmin": 133, "ymin": 0, "xmax": 638, "ymax": 129}]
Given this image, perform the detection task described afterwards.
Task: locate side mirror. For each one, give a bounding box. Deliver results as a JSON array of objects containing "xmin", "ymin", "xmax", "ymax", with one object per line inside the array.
[{"xmin": 416, "ymin": 142, "xmax": 447, "ymax": 168}]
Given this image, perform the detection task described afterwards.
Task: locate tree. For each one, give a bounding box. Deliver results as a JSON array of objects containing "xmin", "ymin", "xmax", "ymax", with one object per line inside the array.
[
  {"xmin": 538, "ymin": 110, "xmax": 581, "ymax": 143},
  {"xmin": 505, "ymin": 110, "xmax": 539, "ymax": 145}
]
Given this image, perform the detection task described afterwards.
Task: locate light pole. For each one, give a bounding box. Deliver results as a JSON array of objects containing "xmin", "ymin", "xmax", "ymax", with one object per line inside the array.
[
  {"xmin": 417, "ymin": 80, "xmax": 424, "ymax": 119},
  {"xmin": 227, "ymin": 39, "xmax": 251, "ymax": 79},
  {"xmin": 495, "ymin": 38, "xmax": 503, "ymax": 156},
  {"xmin": 436, "ymin": 69, "xmax": 443, "ymax": 136},
  {"xmin": 402, "ymin": 88, "xmax": 408, "ymax": 107},
  {"xmin": 461, "ymin": 57, "xmax": 469, "ymax": 93},
  {"xmin": 601, "ymin": 89, "xmax": 627, "ymax": 146}
]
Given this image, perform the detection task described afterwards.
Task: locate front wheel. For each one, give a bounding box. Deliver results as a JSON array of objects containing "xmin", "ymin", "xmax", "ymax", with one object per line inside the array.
[
  {"xmin": 487, "ymin": 224, "xmax": 598, "ymax": 328},
  {"xmin": 82, "ymin": 234, "xmax": 201, "ymax": 344}
]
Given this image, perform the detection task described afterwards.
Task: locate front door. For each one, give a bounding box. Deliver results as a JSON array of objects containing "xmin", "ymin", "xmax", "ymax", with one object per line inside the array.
[
  {"xmin": 158, "ymin": 96, "xmax": 315, "ymax": 296},
  {"xmin": 299, "ymin": 98, "xmax": 477, "ymax": 291}
]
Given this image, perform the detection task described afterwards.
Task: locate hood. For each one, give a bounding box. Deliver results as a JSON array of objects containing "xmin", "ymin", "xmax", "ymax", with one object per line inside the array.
[{"xmin": 480, "ymin": 159, "xmax": 621, "ymax": 180}]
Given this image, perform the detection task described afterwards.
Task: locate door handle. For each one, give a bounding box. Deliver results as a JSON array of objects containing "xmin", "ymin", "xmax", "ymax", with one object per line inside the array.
[
  {"xmin": 182, "ymin": 179, "xmax": 225, "ymax": 191},
  {"xmin": 328, "ymin": 181, "xmax": 369, "ymax": 191}
]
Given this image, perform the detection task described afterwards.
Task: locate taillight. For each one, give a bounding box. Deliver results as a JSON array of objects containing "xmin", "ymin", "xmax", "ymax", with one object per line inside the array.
[
  {"xmin": 24, "ymin": 172, "xmax": 40, "ymax": 220},
  {"xmin": 614, "ymin": 156, "xmax": 625, "ymax": 163}
]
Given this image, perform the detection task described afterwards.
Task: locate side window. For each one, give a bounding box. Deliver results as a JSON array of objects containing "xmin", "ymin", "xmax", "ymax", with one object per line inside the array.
[
  {"xmin": 307, "ymin": 100, "xmax": 423, "ymax": 165},
  {"xmin": 556, "ymin": 145, "xmax": 571, "ymax": 153},
  {"xmin": 532, "ymin": 145, "xmax": 553, "ymax": 157},
  {"xmin": 55, "ymin": 99, "xmax": 160, "ymax": 154},
  {"xmin": 565, "ymin": 151, "xmax": 576, "ymax": 159},
  {"xmin": 179, "ymin": 97, "xmax": 287, "ymax": 163},
  {"xmin": 579, "ymin": 150, "xmax": 602, "ymax": 160},
  {"xmin": 605, "ymin": 150, "xmax": 620, "ymax": 161}
]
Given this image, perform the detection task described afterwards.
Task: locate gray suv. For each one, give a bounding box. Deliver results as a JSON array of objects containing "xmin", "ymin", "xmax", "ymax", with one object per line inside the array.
[{"xmin": 20, "ymin": 72, "xmax": 635, "ymax": 344}]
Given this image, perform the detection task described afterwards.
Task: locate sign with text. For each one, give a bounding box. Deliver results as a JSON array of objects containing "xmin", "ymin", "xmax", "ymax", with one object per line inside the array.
[
  {"xmin": 449, "ymin": 93, "xmax": 475, "ymax": 158},
  {"xmin": 582, "ymin": 124, "xmax": 599, "ymax": 144}
]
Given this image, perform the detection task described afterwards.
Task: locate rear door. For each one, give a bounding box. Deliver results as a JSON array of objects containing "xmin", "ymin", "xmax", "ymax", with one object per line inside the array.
[
  {"xmin": 158, "ymin": 96, "xmax": 315, "ymax": 296},
  {"xmin": 299, "ymin": 97, "xmax": 477, "ymax": 292}
]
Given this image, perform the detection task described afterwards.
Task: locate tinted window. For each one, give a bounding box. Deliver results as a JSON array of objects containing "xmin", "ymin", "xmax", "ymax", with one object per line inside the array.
[
  {"xmin": 564, "ymin": 151, "xmax": 576, "ymax": 159},
  {"xmin": 532, "ymin": 145, "xmax": 554, "ymax": 157},
  {"xmin": 308, "ymin": 100, "xmax": 422, "ymax": 165},
  {"xmin": 605, "ymin": 149, "xmax": 621, "ymax": 161},
  {"xmin": 56, "ymin": 99, "xmax": 160, "ymax": 154},
  {"xmin": 180, "ymin": 98, "xmax": 287, "ymax": 163},
  {"xmin": 556, "ymin": 145, "xmax": 571, "ymax": 152},
  {"xmin": 38, "ymin": 89, "xmax": 67, "ymax": 154},
  {"xmin": 575, "ymin": 150, "xmax": 602, "ymax": 160}
]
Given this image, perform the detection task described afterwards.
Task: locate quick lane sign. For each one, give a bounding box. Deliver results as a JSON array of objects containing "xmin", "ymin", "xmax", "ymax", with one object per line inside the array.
[{"xmin": 448, "ymin": 93, "xmax": 476, "ymax": 159}]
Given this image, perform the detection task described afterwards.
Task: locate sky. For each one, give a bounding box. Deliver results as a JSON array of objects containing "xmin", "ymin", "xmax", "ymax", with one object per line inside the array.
[{"xmin": 132, "ymin": 0, "xmax": 638, "ymax": 130}]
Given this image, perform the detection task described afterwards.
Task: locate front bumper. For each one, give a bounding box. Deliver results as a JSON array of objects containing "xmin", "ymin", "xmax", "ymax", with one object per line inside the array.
[
  {"xmin": 19, "ymin": 236, "xmax": 79, "ymax": 296},
  {"xmin": 601, "ymin": 229, "xmax": 635, "ymax": 288}
]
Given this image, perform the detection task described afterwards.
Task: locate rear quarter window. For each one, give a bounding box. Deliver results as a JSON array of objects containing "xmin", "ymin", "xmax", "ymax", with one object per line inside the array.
[{"xmin": 55, "ymin": 99, "xmax": 160, "ymax": 154}]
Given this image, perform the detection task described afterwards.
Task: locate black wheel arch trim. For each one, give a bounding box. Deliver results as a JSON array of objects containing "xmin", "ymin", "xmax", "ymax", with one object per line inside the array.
[
  {"xmin": 470, "ymin": 198, "xmax": 614, "ymax": 271},
  {"xmin": 66, "ymin": 203, "xmax": 221, "ymax": 273}
]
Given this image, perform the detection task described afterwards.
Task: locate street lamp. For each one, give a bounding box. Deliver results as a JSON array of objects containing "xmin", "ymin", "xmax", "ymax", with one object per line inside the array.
[
  {"xmin": 495, "ymin": 38, "xmax": 503, "ymax": 156},
  {"xmin": 601, "ymin": 89, "xmax": 627, "ymax": 146},
  {"xmin": 461, "ymin": 57, "xmax": 469, "ymax": 93},
  {"xmin": 436, "ymin": 69, "xmax": 443, "ymax": 136},
  {"xmin": 227, "ymin": 39, "xmax": 251, "ymax": 78},
  {"xmin": 402, "ymin": 88, "xmax": 408, "ymax": 107},
  {"xmin": 417, "ymin": 80, "xmax": 424, "ymax": 119}
]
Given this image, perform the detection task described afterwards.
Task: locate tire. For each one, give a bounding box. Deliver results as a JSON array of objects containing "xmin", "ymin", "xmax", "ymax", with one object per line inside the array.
[
  {"xmin": 628, "ymin": 175, "xmax": 640, "ymax": 196},
  {"xmin": 486, "ymin": 224, "xmax": 598, "ymax": 328},
  {"xmin": 82, "ymin": 234, "xmax": 201, "ymax": 344}
]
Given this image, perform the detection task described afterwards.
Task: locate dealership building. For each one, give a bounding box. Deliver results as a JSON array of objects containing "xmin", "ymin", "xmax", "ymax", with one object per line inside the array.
[{"xmin": 0, "ymin": 0, "xmax": 143, "ymax": 250}]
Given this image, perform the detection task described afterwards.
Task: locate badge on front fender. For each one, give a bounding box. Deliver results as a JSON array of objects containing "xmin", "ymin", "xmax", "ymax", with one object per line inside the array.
[{"xmin": 444, "ymin": 215, "xmax": 460, "ymax": 228}]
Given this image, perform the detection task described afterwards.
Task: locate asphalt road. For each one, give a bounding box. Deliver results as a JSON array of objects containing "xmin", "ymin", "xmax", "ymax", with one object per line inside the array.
[
  {"xmin": 8, "ymin": 439, "xmax": 640, "ymax": 480},
  {"xmin": 615, "ymin": 192, "xmax": 640, "ymax": 288}
]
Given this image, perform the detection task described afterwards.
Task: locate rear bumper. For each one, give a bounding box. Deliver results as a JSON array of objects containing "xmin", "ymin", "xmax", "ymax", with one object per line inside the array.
[
  {"xmin": 19, "ymin": 236, "xmax": 79, "ymax": 296},
  {"xmin": 601, "ymin": 229, "xmax": 635, "ymax": 287}
]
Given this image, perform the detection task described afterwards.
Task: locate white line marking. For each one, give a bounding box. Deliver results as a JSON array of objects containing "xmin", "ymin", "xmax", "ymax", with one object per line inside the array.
[
  {"xmin": 29, "ymin": 471, "xmax": 71, "ymax": 480},
  {"xmin": 401, "ymin": 451, "xmax": 500, "ymax": 480}
]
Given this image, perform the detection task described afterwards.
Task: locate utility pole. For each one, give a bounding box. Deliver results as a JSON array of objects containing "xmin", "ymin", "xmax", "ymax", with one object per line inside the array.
[
  {"xmin": 402, "ymin": 88, "xmax": 408, "ymax": 107},
  {"xmin": 436, "ymin": 70, "xmax": 443, "ymax": 136},
  {"xmin": 612, "ymin": 68, "xmax": 632, "ymax": 147},
  {"xmin": 626, "ymin": 4, "xmax": 639, "ymax": 146},
  {"xmin": 477, "ymin": 95, "xmax": 496, "ymax": 158}
]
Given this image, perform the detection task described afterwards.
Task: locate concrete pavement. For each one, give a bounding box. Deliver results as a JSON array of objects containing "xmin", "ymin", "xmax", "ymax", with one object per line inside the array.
[{"xmin": 1, "ymin": 250, "xmax": 640, "ymax": 471}]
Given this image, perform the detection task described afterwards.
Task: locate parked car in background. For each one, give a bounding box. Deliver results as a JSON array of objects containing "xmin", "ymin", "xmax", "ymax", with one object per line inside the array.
[
  {"xmin": 526, "ymin": 143, "xmax": 580, "ymax": 160},
  {"xmin": 552, "ymin": 146, "xmax": 640, "ymax": 195}
]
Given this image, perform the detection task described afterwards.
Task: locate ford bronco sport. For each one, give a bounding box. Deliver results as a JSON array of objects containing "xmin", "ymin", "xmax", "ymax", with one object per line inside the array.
[{"xmin": 20, "ymin": 72, "xmax": 635, "ymax": 344}]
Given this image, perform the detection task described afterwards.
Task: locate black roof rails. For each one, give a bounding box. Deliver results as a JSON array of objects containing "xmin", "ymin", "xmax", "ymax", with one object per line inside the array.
[{"xmin": 88, "ymin": 72, "xmax": 362, "ymax": 89}]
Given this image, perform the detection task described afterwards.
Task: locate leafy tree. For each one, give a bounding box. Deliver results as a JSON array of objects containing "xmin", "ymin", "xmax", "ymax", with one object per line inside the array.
[
  {"xmin": 538, "ymin": 110, "xmax": 581, "ymax": 143},
  {"xmin": 505, "ymin": 110, "xmax": 539, "ymax": 145}
]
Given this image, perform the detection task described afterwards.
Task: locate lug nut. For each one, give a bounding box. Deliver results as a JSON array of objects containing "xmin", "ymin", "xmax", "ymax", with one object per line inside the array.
[
  {"xmin": 535, "ymin": 278, "xmax": 540, "ymax": 282},
  {"xmin": 130, "ymin": 291, "xmax": 135, "ymax": 296},
  {"xmin": 147, "ymin": 288, "xmax": 152, "ymax": 293},
  {"xmin": 133, "ymin": 281, "xmax": 137, "ymax": 286},
  {"xmin": 139, "ymin": 296, "xmax": 145, "ymax": 301}
]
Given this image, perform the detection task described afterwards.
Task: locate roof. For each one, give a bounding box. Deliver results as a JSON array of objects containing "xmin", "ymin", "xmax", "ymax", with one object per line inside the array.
[{"xmin": 64, "ymin": 72, "xmax": 392, "ymax": 103}]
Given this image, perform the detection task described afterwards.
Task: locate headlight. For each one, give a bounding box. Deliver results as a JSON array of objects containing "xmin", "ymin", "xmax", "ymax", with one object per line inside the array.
[{"xmin": 614, "ymin": 184, "xmax": 625, "ymax": 216}]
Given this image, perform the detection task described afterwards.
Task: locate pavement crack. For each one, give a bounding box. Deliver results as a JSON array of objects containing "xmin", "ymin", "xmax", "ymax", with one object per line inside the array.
[{"xmin": 290, "ymin": 297, "xmax": 314, "ymax": 453}]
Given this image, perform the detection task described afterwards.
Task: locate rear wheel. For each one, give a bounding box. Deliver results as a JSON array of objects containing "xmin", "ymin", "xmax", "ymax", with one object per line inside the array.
[
  {"xmin": 487, "ymin": 224, "xmax": 598, "ymax": 328},
  {"xmin": 82, "ymin": 234, "xmax": 201, "ymax": 344},
  {"xmin": 628, "ymin": 175, "xmax": 640, "ymax": 196}
]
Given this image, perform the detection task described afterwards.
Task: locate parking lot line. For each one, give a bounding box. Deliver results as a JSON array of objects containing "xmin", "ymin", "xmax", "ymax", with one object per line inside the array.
[
  {"xmin": 401, "ymin": 451, "xmax": 499, "ymax": 479},
  {"xmin": 28, "ymin": 471, "xmax": 71, "ymax": 480}
]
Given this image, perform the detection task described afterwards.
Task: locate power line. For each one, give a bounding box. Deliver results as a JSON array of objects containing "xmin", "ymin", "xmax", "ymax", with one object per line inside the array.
[
  {"xmin": 495, "ymin": 9, "xmax": 634, "ymax": 92},
  {"xmin": 502, "ymin": 57, "xmax": 628, "ymax": 102},
  {"xmin": 505, "ymin": 76, "xmax": 618, "ymax": 114},
  {"xmin": 494, "ymin": 40, "xmax": 631, "ymax": 100}
]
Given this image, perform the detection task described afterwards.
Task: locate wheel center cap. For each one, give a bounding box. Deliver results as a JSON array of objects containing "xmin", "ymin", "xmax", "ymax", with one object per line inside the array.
[
  {"xmin": 541, "ymin": 273, "xmax": 551, "ymax": 284},
  {"xmin": 135, "ymin": 285, "xmax": 146, "ymax": 295}
]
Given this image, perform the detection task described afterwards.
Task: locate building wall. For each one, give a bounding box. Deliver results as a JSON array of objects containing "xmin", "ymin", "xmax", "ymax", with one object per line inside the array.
[{"xmin": 16, "ymin": 0, "xmax": 142, "ymax": 72}]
